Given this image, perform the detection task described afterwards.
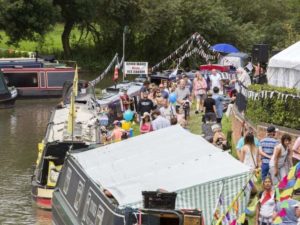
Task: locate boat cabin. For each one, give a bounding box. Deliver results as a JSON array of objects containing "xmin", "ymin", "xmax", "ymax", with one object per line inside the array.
[
  {"xmin": 0, "ymin": 72, "xmax": 17, "ymax": 108},
  {"xmin": 1, "ymin": 67, "xmax": 75, "ymax": 97}
]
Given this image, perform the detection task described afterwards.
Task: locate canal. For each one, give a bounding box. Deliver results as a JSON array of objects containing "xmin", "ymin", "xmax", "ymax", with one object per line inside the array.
[{"xmin": 0, "ymin": 73, "xmax": 115, "ymax": 224}]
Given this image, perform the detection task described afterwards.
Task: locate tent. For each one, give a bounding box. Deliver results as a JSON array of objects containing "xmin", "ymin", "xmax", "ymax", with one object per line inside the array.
[
  {"xmin": 267, "ymin": 41, "xmax": 300, "ymax": 89},
  {"xmin": 73, "ymin": 125, "xmax": 252, "ymax": 224}
]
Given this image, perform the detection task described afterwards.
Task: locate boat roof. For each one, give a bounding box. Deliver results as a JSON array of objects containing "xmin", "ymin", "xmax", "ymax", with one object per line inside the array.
[
  {"xmin": 97, "ymin": 81, "xmax": 143, "ymax": 106},
  {"xmin": 72, "ymin": 125, "xmax": 251, "ymax": 207},
  {"xmin": 45, "ymin": 96, "xmax": 99, "ymax": 144},
  {"xmin": 1, "ymin": 67, "xmax": 74, "ymax": 72}
]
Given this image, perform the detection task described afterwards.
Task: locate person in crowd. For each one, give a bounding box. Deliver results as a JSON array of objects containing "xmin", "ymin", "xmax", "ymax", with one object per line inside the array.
[
  {"xmin": 193, "ymin": 72, "xmax": 207, "ymax": 114},
  {"xmin": 255, "ymin": 176, "xmax": 276, "ymax": 225},
  {"xmin": 269, "ymin": 134, "xmax": 293, "ymax": 185},
  {"xmin": 163, "ymin": 81, "xmax": 170, "ymax": 94},
  {"xmin": 183, "ymin": 74, "xmax": 193, "ymax": 93},
  {"xmin": 160, "ymin": 98, "xmax": 176, "ymax": 121},
  {"xmin": 155, "ymin": 88, "xmax": 165, "ymax": 109},
  {"xmin": 140, "ymin": 112, "xmax": 152, "ymax": 134},
  {"xmin": 108, "ymin": 120, "xmax": 124, "ymax": 142},
  {"xmin": 203, "ymin": 91, "xmax": 216, "ymax": 123},
  {"xmin": 293, "ymin": 136, "xmax": 300, "ymax": 162},
  {"xmin": 240, "ymin": 133, "xmax": 260, "ymax": 171},
  {"xmin": 274, "ymin": 197, "xmax": 299, "ymax": 225},
  {"xmin": 253, "ymin": 63, "xmax": 264, "ymax": 84},
  {"xmin": 137, "ymin": 91, "xmax": 155, "ymax": 122},
  {"xmin": 231, "ymin": 67, "xmax": 251, "ymax": 88},
  {"xmin": 148, "ymin": 85, "xmax": 157, "ymax": 103},
  {"xmin": 210, "ymin": 69, "xmax": 222, "ymax": 90},
  {"xmin": 236, "ymin": 127, "xmax": 261, "ymax": 160},
  {"xmin": 175, "ymin": 79, "xmax": 191, "ymax": 120},
  {"xmin": 212, "ymin": 124, "xmax": 229, "ymax": 150},
  {"xmin": 151, "ymin": 110, "xmax": 171, "ymax": 131},
  {"xmin": 212, "ymin": 87, "xmax": 225, "ymax": 123},
  {"xmin": 260, "ymin": 126, "xmax": 279, "ymax": 181},
  {"xmin": 293, "ymin": 203, "xmax": 300, "ymax": 225},
  {"xmin": 225, "ymin": 89, "xmax": 237, "ymax": 117},
  {"xmin": 120, "ymin": 89, "xmax": 133, "ymax": 111},
  {"xmin": 140, "ymin": 80, "xmax": 150, "ymax": 97}
]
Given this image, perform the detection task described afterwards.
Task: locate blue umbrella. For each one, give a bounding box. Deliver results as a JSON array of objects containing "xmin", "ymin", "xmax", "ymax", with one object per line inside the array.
[{"xmin": 211, "ymin": 43, "xmax": 239, "ymax": 53}]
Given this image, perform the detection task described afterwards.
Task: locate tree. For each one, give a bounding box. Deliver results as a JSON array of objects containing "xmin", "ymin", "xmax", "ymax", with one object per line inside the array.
[{"xmin": 0, "ymin": 0, "xmax": 57, "ymax": 45}]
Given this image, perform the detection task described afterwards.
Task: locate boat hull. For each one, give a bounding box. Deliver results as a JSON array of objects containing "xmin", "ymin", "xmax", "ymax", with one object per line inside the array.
[
  {"xmin": 31, "ymin": 182, "xmax": 53, "ymax": 209},
  {"xmin": 0, "ymin": 96, "xmax": 16, "ymax": 108}
]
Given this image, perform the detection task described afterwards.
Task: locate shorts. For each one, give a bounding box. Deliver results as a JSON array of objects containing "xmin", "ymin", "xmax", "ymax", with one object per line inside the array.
[{"xmin": 195, "ymin": 94, "xmax": 206, "ymax": 101}]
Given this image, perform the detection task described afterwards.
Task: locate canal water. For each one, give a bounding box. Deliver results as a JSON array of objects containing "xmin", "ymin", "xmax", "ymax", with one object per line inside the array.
[{"xmin": 0, "ymin": 73, "xmax": 115, "ymax": 224}]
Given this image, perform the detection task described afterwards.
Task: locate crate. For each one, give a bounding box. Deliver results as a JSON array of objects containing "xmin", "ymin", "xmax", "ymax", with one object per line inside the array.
[{"xmin": 142, "ymin": 191, "xmax": 177, "ymax": 210}]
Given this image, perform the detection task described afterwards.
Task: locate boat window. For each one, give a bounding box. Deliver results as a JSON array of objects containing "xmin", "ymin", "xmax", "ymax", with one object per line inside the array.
[
  {"xmin": 95, "ymin": 205, "xmax": 105, "ymax": 225},
  {"xmin": 0, "ymin": 75, "xmax": 7, "ymax": 93},
  {"xmin": 63, "ymin": 167, "xmax": 72, "ymax": 195},
  {"xmin": 74, "ymin": 180, "xmax": 85, "ymax": 212},
  {"xmin": 82, "ymin": 192, "xmax": 91, "ymax": 223},
  {"xmin": 40, "ymin": 72, "xmax": 46, "ymax": 88},
  {"xmin": 47, "ymin": 72, "xmax": 74, "ymax": 87},
  {"xmin": 5, "ymin": 73, "xmax": 38, "ymax": 87}
]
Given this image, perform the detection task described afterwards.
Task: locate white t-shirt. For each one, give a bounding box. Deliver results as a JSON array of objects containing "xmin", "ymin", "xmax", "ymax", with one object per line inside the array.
[{"xmin": 210, "ymin": 73, "xmax": 221, "ymax": 89}]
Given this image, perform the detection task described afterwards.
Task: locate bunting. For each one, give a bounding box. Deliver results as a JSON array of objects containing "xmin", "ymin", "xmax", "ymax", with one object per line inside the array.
[
  {"xmin": 151, "ymin": 32, "xmax": 220, "ymax": 71},
  {"xmin": 89, "ymin": 53, "xmax": 120, "ymax": 86}
]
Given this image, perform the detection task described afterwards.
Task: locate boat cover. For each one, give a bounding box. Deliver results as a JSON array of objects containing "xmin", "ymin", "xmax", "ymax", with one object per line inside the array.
[{"xmin": 73, "ymin": 125, "xmax": 252, "ymax": 224}]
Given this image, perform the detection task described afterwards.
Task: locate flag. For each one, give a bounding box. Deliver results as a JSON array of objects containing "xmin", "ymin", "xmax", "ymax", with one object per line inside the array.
[
  {"xmin": 286, "ymin": 179, "xmax": 296, "ymax": 189},
  {"xmin": 169, "ymin": 67, "xmax": 178, "ymax": 78},
  {"xmin": 233, "ymin": 201, "xmax": 239, "ymax": 215},
  {"xmin": 294, "ymin": 178, "xmax": 300, "ymax": 190},
  {"xmin": 113, "ymin": 65, "xmax": 119, "ymax": 81},
  {"xmin": 280, "ymin": 201, "xmax": 289, "ymax": 209},
  {"xmin": 237, "ymin": 213, "xmax": 246, "ymax": 224},
  {"xmin": 280, "ymin": 187, "xmax": 293, "ymax": 199},
  {"xmin": 73, "ymin": 65, "xmax": 79, "ymax": 97},
  {"xmin": 229, "ymin": 219, "xmax": 236, "ymax": 225},
  {"xmin": 67, "ymin": 92, "xmax": 76, "ymax": 134},
  {"xmin": 278, "ymin": 175, "xmax": 288, "ymax": 189},
  {"xmin": 288, "ymin": 165, "xmax": 296, "ymax": 180},
  {"xmin": 277, "ymin": 208, "xmax": 287, "ymax": 217},
  {"xmin": 273, "ymin": 216, "xmax": 283, "ymax": 224}
]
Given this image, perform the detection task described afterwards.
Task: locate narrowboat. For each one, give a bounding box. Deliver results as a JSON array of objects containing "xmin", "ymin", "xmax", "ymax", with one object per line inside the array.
[
  {"xmin": 0, "ymin": 72, "xmax": 17, "ymax": 108},
  {"xmin": 31, "ymin": 81, "xmax": 101, "ymax": 209},
  {"xmin": 2, "ymin": 67, "xmax": 75, "ymax": 97},
  {"xmin": 52, "ymin": 125, "xmax": 252, "ymax": 225},
  {"xmin": 97, "ymin": 81, "xmax": 143, "ymax": 122}
]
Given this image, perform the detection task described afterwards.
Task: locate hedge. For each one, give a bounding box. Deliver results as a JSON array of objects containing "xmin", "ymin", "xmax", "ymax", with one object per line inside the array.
[{"xmin": 245, "ymin": 84, "xmax": 300, "ymax": 130}]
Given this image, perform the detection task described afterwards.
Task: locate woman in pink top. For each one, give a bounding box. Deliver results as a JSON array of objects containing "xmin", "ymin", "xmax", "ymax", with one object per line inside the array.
[
  {"xmin": 193, "ymin": 72, "xmax": 207, "ymax": 114},
  {"xmin": 140, "ymin": 112, "xmax": 152, "ymax": 134}
]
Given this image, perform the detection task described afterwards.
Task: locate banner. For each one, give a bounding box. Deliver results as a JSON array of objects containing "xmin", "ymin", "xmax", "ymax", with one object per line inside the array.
[{"xmin": 124, "ymin": 62, "xmax": 148, "ymax": 75}]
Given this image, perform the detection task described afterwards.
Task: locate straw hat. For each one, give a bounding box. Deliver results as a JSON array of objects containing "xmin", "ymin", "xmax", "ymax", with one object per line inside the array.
[{"xmin": 141, "ymin": 112, "xmax": 151, "ymax": 119}]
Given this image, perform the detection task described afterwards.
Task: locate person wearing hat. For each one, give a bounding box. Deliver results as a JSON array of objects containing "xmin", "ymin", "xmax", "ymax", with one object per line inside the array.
[
  {"xmin": 203, "ymin": 90, "xmax": 216, "ymax": 123},
  {"xmin": 294, "ymin": 202, "xmax": 300, "ymax": 225},
  {"xmin": 260, "ymin": 125, "xmax": 279, "ymax": 181},
  {"xmin": 212, "ymin": 124, "xmax": 229, "ymax": 150},
  {"xmin": 140, "ymin": 112, "xmax": 152, "ymax": 134}
]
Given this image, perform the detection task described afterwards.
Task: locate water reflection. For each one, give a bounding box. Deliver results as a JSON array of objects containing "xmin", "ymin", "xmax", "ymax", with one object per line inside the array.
[{"xmin": 0, "ymin": 72, "xmax": 114, "ymax": 224}]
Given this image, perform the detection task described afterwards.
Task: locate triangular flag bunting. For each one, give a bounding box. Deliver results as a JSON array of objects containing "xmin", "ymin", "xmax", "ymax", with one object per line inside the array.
[
  {"xmin": 280, "ymin": 187, "xmax": 293, "ymax": 199},
  {"xmin": 230, "ymin": 219, "xmax": 236, "ymax": 225},
  {"xmin": 288, "ymin": 165, "xmax": 296, "ymax": 180},
  {"xmin": 273, "ymin": 216, "xmax": 283, "ymax": 224},
  {"xmin": 280, "ymin": 201, "xmax": 289, "ymax": 209},
  {"xmin": 286, "ymin": 179, "xmax": 296, "ymax": 189},
  {"xmin": 275, "ymin": 188, "xmax": 281, "ymax": 201},
  {"xmin": 233, "ymin": 201, "xmax": 239, "ymax": 215},
  {"xmin": 297, "ymin": 170, "xmax": 300, "ymax": 179},
  {"xmin": 237, "ymin": 213, "xmax": 246, "ymax": 224},
  {"xmin": 277, "ymin": 208, "xmax": 287, "ymax": 217},
  {"xmin": 280, "ymin": 195, "xmax": 290, "ymax": 202},
  {"xmin": 294, "ymin": 178, "xmax": 300, "ymax": 190},
  {"xmin": 278, "ymin": 175, "xmax": 288, "ymax": 189}
]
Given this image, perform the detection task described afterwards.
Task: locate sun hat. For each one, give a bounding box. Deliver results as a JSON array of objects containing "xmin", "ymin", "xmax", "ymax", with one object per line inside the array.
[
  {"xmin": 141, "ymin": 112, "xmax": 151, "ymax": 119},
  {"xmin": 113, "ymin": 120, "xmax": 120, "ymax": 125}
]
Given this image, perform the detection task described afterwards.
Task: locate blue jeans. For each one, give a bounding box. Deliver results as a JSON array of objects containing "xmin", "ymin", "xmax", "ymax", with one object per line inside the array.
[{"xmin": 261, "ymin": 163, "xmax": 270, "ymax": 181}]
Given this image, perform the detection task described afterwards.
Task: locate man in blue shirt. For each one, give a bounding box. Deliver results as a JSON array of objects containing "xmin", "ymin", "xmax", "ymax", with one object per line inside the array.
[
  {"xmin": 212, "ymin": 87, "xmax": 224, "ymax": 123},
  {"xmin": 260, "ymin": 125, "xmax": 279, "ymax": 181}
]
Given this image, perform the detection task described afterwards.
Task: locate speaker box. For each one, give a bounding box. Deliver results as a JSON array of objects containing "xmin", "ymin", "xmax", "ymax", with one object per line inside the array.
[{"xmin": 252, "ymin": 44, "xmax": 269, "ymax": 63}]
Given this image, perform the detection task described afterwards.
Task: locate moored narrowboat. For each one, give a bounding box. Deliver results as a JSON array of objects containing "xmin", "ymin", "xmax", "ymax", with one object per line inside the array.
[
  {"xmin": 0, "ymin": 72, "xmax": 17, "ymax": 108},
  {"xmin": 2, "ymin": 67, "xmax": 75, "ymax": 97},
  {"xmin": 52, "ymin": 125, "xmax": 252, "ymax": 225},
  {"xmin": 31, "ymin": 81, "xmax": 101, "ymax": 209}
]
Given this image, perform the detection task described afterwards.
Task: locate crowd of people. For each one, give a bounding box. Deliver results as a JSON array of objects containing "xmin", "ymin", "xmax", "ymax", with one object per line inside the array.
[{"xmin": 96, "ymin": 67, "xmax": 300, "ymax": 224}]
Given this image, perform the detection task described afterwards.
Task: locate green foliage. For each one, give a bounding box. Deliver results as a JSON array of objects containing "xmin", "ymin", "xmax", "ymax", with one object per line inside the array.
[{"xmin": 246, "ymin": 85, "xmax": 300, "ymax": 130}]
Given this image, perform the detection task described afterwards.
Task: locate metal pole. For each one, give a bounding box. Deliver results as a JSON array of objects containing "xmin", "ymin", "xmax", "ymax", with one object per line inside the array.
[{"xmin": 123, "ymin": 30, "xmax": 125, "ymax": 82}]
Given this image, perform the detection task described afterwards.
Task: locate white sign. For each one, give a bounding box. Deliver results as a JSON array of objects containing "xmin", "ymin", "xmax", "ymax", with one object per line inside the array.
[{"xmin": 124, "ymin": 62, "xmax": 148, "ymax": 75}]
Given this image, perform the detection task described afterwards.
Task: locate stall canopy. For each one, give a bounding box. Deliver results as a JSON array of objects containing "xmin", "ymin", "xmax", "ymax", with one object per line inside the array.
[
  {"xmin": 73, "ymin": 125, "xmax": 252, "ymax": 224},
  {"xmin": 267, "ymin": 41, "xmax": 300, "ymax": 89}
]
